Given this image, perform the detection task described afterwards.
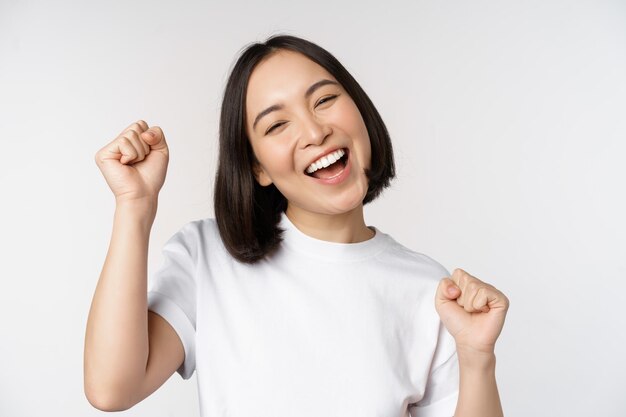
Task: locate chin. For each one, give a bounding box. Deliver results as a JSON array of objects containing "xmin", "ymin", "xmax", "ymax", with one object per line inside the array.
[{"xmin": 328, "ymin": 192, "xmax": 368, "ymax": 213}]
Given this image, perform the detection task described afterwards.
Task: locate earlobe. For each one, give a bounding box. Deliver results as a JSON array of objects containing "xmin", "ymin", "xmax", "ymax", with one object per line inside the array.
[{"xmin": 253, "ymin": 163, "xmax": 273, "ymax": 186}]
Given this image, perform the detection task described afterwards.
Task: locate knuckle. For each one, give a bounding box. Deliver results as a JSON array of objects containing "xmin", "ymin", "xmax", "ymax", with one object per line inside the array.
[
  {"xmin": 460, "ymin": 275, "xmax": 470, "ymax": 288},
  {"xmin": 126, "ymin": 129, "xmax": 140, "ymax": 140},
  {"xmin": 122, "ymin": 140, "xmax": 135, "ymax": 151}
]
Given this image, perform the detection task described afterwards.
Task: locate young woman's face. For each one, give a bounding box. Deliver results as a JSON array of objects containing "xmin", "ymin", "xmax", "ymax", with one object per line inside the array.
[{"xmin": 245, "ymin": 50, "xmax": 372, "ymax": 217}]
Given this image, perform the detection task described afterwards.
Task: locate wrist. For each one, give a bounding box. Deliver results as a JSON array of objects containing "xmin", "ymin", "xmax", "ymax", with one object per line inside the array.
[
  {"xmin": 456, "ymin": 346, "xmax": 497, "ymax": 370},
  {"xmin": 115, "ymin": 196, "xmax": 157, "ymax": 213},
  {"xmin": 114, "ymin": 198, "xmax": 158, "ymax": 230}
]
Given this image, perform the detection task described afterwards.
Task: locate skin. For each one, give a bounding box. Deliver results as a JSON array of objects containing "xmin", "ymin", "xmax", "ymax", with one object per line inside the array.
[
  {"xmin": 86, "ymin": 122, "xmax": 184, "ymax": 411},
  {"xmin": 246, "ymin": 50, "xmax": 509, "ymax": 416},
  {"xmin": 86, "ymin": 48, "xmax": 509, "ymax": 416},
  {"xmin": 246, "ymin": 50, "xmax": 374, "ymax": 244}
]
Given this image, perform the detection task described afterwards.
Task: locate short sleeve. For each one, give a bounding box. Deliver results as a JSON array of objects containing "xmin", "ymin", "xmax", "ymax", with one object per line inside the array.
[
  {"xmin": 147, "ymin": 222, "xmax": 198, "ymax": 380},
  {"xmin": 409, "ymin": 320, "xmax": 459, "ymax": 417}
]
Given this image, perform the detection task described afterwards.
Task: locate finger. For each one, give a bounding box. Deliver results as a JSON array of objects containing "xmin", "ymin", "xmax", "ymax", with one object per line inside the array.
[
  {"xmin": 451, "ymin": 268, "xmax": 472, "ymax": 289},
  {"xmin": 452, "ymin": 269, "xmax": 489, "ymax": 297},
  {"xmin": 458, "ymin": 279, "xmax": 481, "ymax": 308},
  {"xmin": 472, "ymin": 288, "xmax": 491, "ymax": 313},
  {"xmin": 138, "ymin": 133, "xmax": 150, "ymax": 155},
  {"xmin": 112, "ymin": 137, "xmax": 138, "ymax": 164},
  {"xmin": 136, "ymin": 119, "xmax": 149, "ymax": 131},
  {"xmin": 124, "ymin": 123, "xmax": 151, "ymax": 156},
  {"xmin": 141, "ymin": 126, "xmax": 168, "ymax": 151},
  {"xmin": 122, "ymin": 130, "xmax": 147, "ymax": 161},
  {"xmin": 118, "ymin": 120, "xmax": 149, "ymax": 137},
  {"xmin": 436, "ymin": 278, "xmax": 461, "ymax": 303},
  {"xmin": 449, "ymin": 269, "xmax": 468, "ymax": 305},
  {"xmin": 484, "ymin": 286, "xmax": 510, "ymax": 311},
  {"xmin": 461, "ymin": 285, "xmax": 487, "ymax": 313}
]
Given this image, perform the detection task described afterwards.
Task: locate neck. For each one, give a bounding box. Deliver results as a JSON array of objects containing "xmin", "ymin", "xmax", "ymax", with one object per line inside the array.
[{"xmin": 284, "ymin": 204, "xmax": 375, "ymax": 244}]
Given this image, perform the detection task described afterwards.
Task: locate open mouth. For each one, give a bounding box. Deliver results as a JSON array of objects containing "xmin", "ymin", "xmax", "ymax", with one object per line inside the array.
[{"xmin": 304, "ymin": 148, "xmax": 349, "ymax": 178}]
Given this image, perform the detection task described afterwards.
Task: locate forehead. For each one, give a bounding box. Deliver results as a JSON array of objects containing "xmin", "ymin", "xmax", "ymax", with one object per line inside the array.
[{"xmin": 246, "ymin": 50, "xmax": 337, "ymax": 113}]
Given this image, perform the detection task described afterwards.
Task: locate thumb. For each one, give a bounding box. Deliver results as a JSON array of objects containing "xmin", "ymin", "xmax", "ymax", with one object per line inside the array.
[
  {"xmin": 141, "ymin": 128, "xmax": 167, "ymax": 150},
  {"xmin": 436, "ymin": 278, "xmax": 460, "ymax": 304}
]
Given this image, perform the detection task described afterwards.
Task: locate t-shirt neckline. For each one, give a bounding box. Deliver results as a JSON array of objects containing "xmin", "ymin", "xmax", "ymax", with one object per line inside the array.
[{"xmin": 278, "ymin": 211, "xmax": 389, "ymax": 262}]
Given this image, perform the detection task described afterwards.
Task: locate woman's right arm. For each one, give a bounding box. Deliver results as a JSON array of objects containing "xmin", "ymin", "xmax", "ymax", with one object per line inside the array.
[{"xmin": 84, "ymin": 121, "xmax": 183, "ymax": 411}]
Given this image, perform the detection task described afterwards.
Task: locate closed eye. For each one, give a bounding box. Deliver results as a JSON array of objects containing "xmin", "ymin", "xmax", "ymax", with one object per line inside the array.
[
  {"xmin": 266, "ymin": 122, "xmax": 286, "ymax": 134},
  {"xmin": 265, "ymin": 95, "xmax": 339, "ymax": 135},
  {"xmin": 316, "ymin": 94, "xmax": 338, "ymax": 107}
]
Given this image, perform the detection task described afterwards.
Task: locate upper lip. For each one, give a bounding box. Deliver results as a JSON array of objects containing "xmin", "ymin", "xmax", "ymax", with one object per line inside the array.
[{"xmin": 304, "ymin": 147, "xmax": 347, "ymax": 173}]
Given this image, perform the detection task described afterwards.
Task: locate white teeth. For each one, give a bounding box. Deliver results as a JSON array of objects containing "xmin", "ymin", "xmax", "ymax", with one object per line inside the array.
[{"xmin": 306, "ymin": 149, "xmax": 345, "ymax": 174}]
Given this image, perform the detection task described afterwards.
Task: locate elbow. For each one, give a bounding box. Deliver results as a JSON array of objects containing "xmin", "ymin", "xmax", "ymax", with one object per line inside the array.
[
  {"xmin": 85, "ymin": 393, "xmax": 129, "ymax": 412},
  {"xmin": 83, "ymin": 360, "xmax": 145, "ymax": 411},
  {"xmin": 84, "ymin": 381, "xmax": 135, "ymax": 412}
]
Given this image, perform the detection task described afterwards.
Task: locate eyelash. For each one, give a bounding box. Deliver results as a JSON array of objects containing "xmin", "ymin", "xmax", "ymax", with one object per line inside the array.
[
  {"xmin": 265, "ymin": 95, "xmax": 339, "ymax": 134},
  {"xmin": 316, "ymin": 94, "xmax": 338, "ymax": 107}
]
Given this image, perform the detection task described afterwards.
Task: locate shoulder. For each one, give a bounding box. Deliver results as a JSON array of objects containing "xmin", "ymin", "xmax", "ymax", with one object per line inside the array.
[
  {"xmin": 173, "ymin": 217, "xmax": 219, "ymax": 239},
  {"xmin": 377, "ymin": 232, "xmax": 451, "ymax": 282},
  {"xmin": 164, "ymin": 217, "xmax": 224, "ymax": 257}
]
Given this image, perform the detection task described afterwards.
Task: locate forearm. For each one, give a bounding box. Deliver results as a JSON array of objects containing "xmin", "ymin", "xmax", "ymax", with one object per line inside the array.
[
  {"xmin": 453, "ymin": 350, "xmax": 503, "ymax": 417},
  {"xmin": 84, "ymin": 200, "xmax": 157, "ymax": 406}
]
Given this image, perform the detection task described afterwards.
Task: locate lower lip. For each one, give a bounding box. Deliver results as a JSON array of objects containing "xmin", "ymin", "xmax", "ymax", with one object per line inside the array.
[{"xmin": 306, "ymin": 150, "xmax": 351, "ymax": 185}]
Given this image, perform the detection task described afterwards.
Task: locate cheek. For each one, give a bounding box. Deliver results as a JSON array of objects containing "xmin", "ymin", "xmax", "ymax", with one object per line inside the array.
[
  {"xmin": 335, "ymin": 101, "xmax": 363, "ymax": 130},
  {"xmin": 340, "ymin": 102, "xmax": 371, "ymax": 164},
  {"xmin": 256, "ymin": 142, "xmax": 294, "ymax": 175},
  {"xmin": 337, "ymin": 102, "xmax": 370, "ymax": 145}
]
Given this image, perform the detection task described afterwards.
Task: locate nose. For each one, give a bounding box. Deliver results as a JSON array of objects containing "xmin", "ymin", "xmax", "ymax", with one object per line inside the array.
[{"xmin": 298, "ymin": 113, "xmax": 332, "ymax": 148}]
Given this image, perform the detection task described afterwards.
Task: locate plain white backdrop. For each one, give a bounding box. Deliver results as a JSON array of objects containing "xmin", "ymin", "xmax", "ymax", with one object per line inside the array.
[{"xmin": 1, "ymin": 0, "xmax": 625, "ymax": 416}]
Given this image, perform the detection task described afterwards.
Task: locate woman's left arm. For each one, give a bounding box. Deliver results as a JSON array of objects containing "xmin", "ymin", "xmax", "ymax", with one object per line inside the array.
[{"xmin": 435, "ymin": 268, "xmax": 510, "ymax": 417}]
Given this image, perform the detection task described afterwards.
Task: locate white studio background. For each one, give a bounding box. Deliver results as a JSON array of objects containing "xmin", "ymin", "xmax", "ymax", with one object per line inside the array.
[{"xmin": 1, "ymin": 0, "xmax": 625, "ymax": 416}]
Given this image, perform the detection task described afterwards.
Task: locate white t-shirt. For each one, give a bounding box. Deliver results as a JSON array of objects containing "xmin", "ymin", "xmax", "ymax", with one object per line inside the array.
[{"xmin": 147, "ymin": 211, "xmax": 459, "ymax": 417}]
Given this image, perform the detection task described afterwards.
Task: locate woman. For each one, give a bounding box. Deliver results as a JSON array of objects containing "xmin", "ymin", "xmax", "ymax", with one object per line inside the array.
[{"xmin": 85, "ymin": 34, "xmax": 509, "ymax": 417}]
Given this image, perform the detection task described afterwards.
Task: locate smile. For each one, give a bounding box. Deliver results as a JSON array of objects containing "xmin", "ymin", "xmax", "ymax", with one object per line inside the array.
[
  {"xmin": 305, "ymin": 148, "xmax": 346, "ymax": 174},
  {"xmin": 304, "ymin": 148, "xmax": 351, "ymax": 185}
]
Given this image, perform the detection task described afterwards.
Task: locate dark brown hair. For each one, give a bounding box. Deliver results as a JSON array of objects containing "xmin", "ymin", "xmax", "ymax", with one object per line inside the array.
[{"xmin": 214, "ymin": 34, "xmax": 396, "ymax": 264}]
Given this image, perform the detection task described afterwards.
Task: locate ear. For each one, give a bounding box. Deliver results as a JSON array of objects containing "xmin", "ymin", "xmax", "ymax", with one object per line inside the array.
[{"xmin": 253, "ymin": 162, "xmax": 273, "ymax": 187}]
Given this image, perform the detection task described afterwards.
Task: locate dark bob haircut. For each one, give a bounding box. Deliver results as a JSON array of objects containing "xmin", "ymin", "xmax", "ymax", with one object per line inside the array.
[{"xmin": 214, "ymin": 34, "xmax": 396, "ymax": 264}]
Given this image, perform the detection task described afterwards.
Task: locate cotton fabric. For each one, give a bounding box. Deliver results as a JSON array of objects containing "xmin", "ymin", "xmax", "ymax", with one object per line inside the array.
[{"xmin": 147, "ymin": 211, "xmax": 459, "ymax": 416}]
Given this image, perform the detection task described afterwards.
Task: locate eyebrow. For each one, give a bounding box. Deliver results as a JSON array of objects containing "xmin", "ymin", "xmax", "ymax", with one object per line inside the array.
[{"xmin": 252, "ymin": 79, "xmax": 339, "ymax": 131}]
